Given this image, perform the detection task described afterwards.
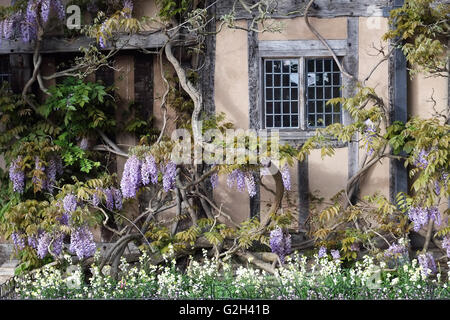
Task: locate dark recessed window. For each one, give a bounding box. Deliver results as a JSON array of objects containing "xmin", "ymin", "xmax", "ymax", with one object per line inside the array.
[
  {"xmin": 263, "ymin": 57, "xmax": 342, "ymax": 129},
  {"xmin": 305, "ymin": 58, "xmax": 341, "ymax": 128},
  {"xmin": 264, "ymin": 59, "xmax": 299, "ymax": 129},
  {"xmin": 0, "ymin": 55, "xmax": 11, "ymax": 84}
]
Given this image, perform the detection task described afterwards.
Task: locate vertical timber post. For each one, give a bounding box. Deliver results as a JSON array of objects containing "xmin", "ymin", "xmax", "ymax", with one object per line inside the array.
[
  {"xmin": 343, "ymin": 17, "xmax": 360, "ymax": 203},
  {"xmin": 9, "ymin": 54, "xmax": 32, "ymax": 94},
  {"xmin": 297, "ymin": 157, "xmax": 309, "ymax": 232},
  {"xmin": 389, "ymin": 0, "xmax": 408, "ymax": 202},
  {"xmin": 248, "ymin": 19, "xmax": 261, "ymax": 219}
]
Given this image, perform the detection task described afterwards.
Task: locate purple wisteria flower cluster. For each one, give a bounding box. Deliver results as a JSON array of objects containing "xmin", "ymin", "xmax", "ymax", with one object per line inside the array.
[
  {"xmin": 26, "ymin": 193, "xmax": 98, "ymax": 259},
  {"xmin": 69, "ymin": 226, "xmax": 96, "ymax": 260},
  {"xmin": 269, "ymin": 227, "xmax": 291, "ymax": 264},
  {"xmin": 434, "ymin": 172, "xmax": 449, "ymax": 196},
  {"xmin": 163, "ymin": 161, "xmax": 177, "ymax": 192},
  {"xmin": 121, "ymin": 155, "xmax": 142, "ymax": 198},
  {"xmin": 414, "ymin": 149, "xmax": 430, "ymax": 170},
  {"xmin": 9, "ymin": 157, "xmax": 25, "ymax": 193},
  {"xmin": 245, "ymin": 174, "xmax": 257, "ymax": 198},
  {"xmin": 210, "ymin": 172, "xmax": 219, "ymax": 189},
  {"xmin": 281, "ymin": 164, "xmax": 291, "ymax": 191},
  {"xmin": 330, "ymin": 249, "xmax": 341, "ymax": 260},
  {"xmin": 0, "ymin": 0, "xmax": 65, "ymax": 44},
  {"xmin": 101, "ymin": 187, "xmax": 123, "ymax": 211},
  {"xmin": 9, "ymin": 155, "xmax": 62, "ymax": 194},
  {"xmin": 417, "ymin": 252, "xmax": 437, "ymax": 277},
  {"xmin": 442, "ymin": 236, "xmax": 450, "ymax": 258},
  {"xmin": 36, "ymin": 232, "xmax": 64, "ymax": 258},
  {"xmin": 384, "ymin": 242, "xmax": 408, "ymax": 258},
  {"xmin": 318, "ymin": 246, "xmax": 327, "ymax": 258},
  {"xmin": 227, "ymin": 169, "xmax": 258, "ymax": 197},
  {"xmin": 123, "ymin": 0, "xmax": 134, "ymax": 18},
  {"xmin": 363, "ymin": 119, "xmax": 377, "ymax": 156},
  {"xmin": 121, "ymin": 154, "xmax": 175, "ymax": 198},
  {"xmin": 408, "ymin": 206, "xmax": 442, "ymax": 231},
  {"xmin": 11, "ymin": 232, "xmax": 26, "ymax": 250}
]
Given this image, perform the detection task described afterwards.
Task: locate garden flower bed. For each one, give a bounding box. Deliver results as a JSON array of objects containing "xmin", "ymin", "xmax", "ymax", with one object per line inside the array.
[{"xmin": 10, "ymin": 251, "xmax": 450, "ymax": 300}]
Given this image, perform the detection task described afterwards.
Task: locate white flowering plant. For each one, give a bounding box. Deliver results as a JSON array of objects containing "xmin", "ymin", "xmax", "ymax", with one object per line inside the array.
[{"xmin": 8, "ymin": 250, "xmax": 450, "ymax": 300}]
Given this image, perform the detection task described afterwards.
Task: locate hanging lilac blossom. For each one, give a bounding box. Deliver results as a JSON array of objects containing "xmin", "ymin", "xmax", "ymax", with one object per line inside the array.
[
  {"xmin": 21, "ymin": 1, "xmax": 38, "ymax": 43},
  {"xmin": 408, "ymin": 206, "xmax": 442, "ymax": 231},
  {"xmin": 442, "ymin": 236, "xmax": 450, "ymax": 258},
  {"xmin": 41, "ymin": 0, "xmax": 51, "ymax": 23},
  {"xmin": 99, "ymin": 23, "xmax": 107, "ymax": 49},
  {"xmin": 331, "ymin": 249, "xmax": 341, "ymax": 260},
  {"xmin": 210, "ymin": 172, "xmax": 219, "ymax": 189},
  {"xmin": 27, "ymin": 235, "xmax": 39, "ymax": 250},
  {"xmin": 9, "ymin": 157, "xmax": 25, "ymax": 193},
  {"xmin": 113, "ymin": 188, "xmax": 122, "ymax": 211},
  {"xmin": 235, "ymin": 170, "xmax": 245, "ymax": 192},
  {"xmin": 141, "ymin": 155, "xmax": 158, "ymax": 185},
  {"xmin": 163, "ymin": 161, "xmax": 177, "ymax": 192},
  {"xmin": 226, "ymin": 170, "xmax": 237, "ymax": 188},
  {"xmin": 69, "ymin": 226, "xmax": 96, "ymax": 260},
  {"xmin": 123, "ymin": 0, "xmax": 134, "ymax": 18},
  {"xmin": 11, "ymin": 232, "xmax": 25, "ymax": 250},
  {"xmin": 414, "ymin": 149, "xmax": 430, "ymax": 170},
  {"xmin": 226, "ymin": 169, "xmax": 246, "ymax": 193},
  {"xmin": 59, "ymin": 212, "xmax": 70, "ymax": 226},
  {"xmin": 363, "ymin": 119, "xmax": 377, "ymax": 156},
  {"xmin": 63, "ymin": 194, "xmax": 77, "ymax": 214},
  {"xmin": 318, "ymin": 246, "xmax": 327, "ymax": 258},
  {"xmin": 428, "ymin": 206, "xmax": 442, "ymax": 226},
  {"xmin": 408, "ymin": 207, "xmax": 429, "ymax": 231},
  {"xmin": 104, "ymin": 188, "xmax": 114, "ymax": 211},
  {"xmin": 2, "ymin": 18, "xmax": 14, "ymax": 40},
  {"xmin": 51, "ymin": 0, "xmax": 66, "ymax": 21},
  {"xmin": 51, "ymin": 233, "xmax": 64, "ymax": 256},
  {"xmin": 269, "ymin": 227, "xmax": 291, "ymax": 264},
  {"xmin": 91, "ymin": 189, "xmax": 100, "ymax": 207},
  {"xmin": 245, "ymin": 173, "xmax": 257, "ymax": 198},
  {"xmin": 417, "ymin": 252, "xmax": 437, "ymax": 277},
  {"xmin": 384, "ymin": 242, "xmax": 408, "ymax": 258},
  {"xmin": 148, "ymin": 156, "xmax": 159, "ymax": 184},
  {"xmin": 434, "ymin": 172, "xmax": 449, "ymax": 195},
  {"xmin": 120, "ymin": 155, "xmax": 142, "ymax": 199},
  {"xmin": 281, "ymin": 164, "xmax": 291, "ymax": 191},
  {"xmin": 37, "ymin": 232, "xmax": 52, "ymax": 259},
  {"xmin": 46, "ymin": 157, "xmax": 58, "ymax": 193}
]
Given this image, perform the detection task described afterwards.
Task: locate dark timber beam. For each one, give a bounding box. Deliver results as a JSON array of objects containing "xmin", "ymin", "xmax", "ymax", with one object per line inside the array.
[
  {"xmin": 389, "ymin": 0, "xmax": 408, "ymax": 202},
  {"xmin": 343, "ymin": 17, "xmax": 359, "ymax": 203},
  {"xmin": 298, "ymin": 156, "xmax": 309, "ymax": 232},
  {"xmin": 217, "ymin": 0, "xmax": 390, "ymax": 19},
  {"xmin": 0, "ymin": 32, "xmax": 182, "ymax": 54},
  {"xmin": 247, "ymin": 19, "xmax": 261, "ymax": 218}
]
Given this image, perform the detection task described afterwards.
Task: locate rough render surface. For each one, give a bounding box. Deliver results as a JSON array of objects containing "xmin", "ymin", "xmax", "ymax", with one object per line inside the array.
[{"xmin": 357, "ymin": 17, "xmax": 390, "ymax": 199}]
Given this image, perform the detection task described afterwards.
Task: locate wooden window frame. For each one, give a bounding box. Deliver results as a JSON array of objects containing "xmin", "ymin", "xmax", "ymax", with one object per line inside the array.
[{"xmin": 257, "ymin": 39, "xmax": 349, "ymax": 142}]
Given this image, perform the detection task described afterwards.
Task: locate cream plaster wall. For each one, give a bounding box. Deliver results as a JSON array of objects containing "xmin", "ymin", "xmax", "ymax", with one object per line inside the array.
[
  {"xmin": 213, "ymin": 21, "xmax": 251, "ymax": 223},
  {"xmin": 259, "ymin": 17, "xmax": 347, "ymax": 41},
  {"xmin": 357, "ymin": 17, "xmax": 390, "ymax": 199},
  {"xmin": 409, "ymin": 73, "xmax": 448, "ymax": 118}
]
